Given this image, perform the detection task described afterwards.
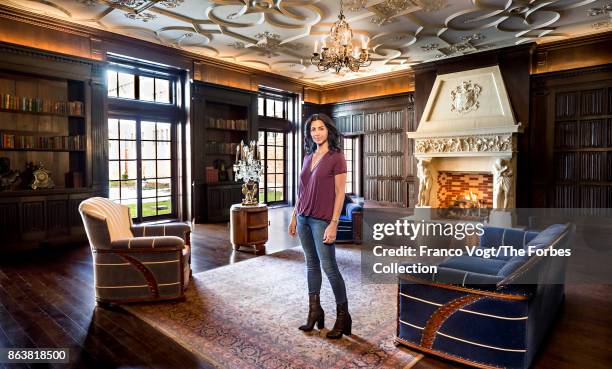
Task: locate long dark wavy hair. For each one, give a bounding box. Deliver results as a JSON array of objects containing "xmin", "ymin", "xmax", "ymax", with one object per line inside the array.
[{"xmin": 304, "ymin": 113, "xmax": 343, "ymax": 154}]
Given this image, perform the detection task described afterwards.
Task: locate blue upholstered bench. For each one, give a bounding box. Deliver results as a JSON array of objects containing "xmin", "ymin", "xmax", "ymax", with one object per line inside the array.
[{"xmin": 396, "ymin": 224, "xmax": 571, "ymax": 369}]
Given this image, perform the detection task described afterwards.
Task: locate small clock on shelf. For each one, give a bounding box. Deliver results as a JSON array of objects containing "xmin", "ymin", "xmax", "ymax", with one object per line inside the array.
[{"xmin": 31, "ymin": 162, "xmax": 55, "ymax": 189}]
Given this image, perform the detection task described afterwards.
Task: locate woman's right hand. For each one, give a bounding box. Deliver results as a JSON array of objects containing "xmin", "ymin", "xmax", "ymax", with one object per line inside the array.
[{"xmin": 288, "ymin": 215, "xmax": 297, "ymax": 237}]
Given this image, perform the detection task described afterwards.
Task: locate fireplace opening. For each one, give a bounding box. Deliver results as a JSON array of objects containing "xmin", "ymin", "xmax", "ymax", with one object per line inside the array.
[{"xmin": 436, "ymin": 172, "xmax": 493, "ymax": 208}]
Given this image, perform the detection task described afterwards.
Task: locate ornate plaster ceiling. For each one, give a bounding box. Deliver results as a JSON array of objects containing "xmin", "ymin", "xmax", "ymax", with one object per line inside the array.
[{"xmin": 2, "ymin": 0, "xmax": 610, "ymax": 85}]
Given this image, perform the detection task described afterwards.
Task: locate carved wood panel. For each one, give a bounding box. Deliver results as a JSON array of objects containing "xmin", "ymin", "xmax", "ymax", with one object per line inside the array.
[
  {"xmin": 69, "ymin": 197, "xmax": 85, "ymax": 230},
  {"xmin": 21, "ymin": 200, "xmax": 45, "ymax": 236},
  {"xmin": 0, "ymin": 202, "xmax": 19, "ymax": 241},
  {"xmin": 47, "ymin": 199, "xmax": 69, "ymax": 235},
  {"xmin": 330, "ymin": 93, "xmax": 415, "ymax": 206}
]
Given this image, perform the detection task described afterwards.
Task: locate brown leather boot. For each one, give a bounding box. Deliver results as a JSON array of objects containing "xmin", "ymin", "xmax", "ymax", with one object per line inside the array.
[
  {"xmin": 326, "ymin": 302, "xmax": 351, "ymax": 339},
  {"xmin": 299, "ymin": 293, "xmax": 325, "ymax": 331}
]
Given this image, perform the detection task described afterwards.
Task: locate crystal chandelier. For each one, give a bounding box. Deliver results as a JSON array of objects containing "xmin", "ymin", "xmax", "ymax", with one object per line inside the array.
[{"xmin": 311, "ymin": 0, "xmax": 371, "ymax": 73}]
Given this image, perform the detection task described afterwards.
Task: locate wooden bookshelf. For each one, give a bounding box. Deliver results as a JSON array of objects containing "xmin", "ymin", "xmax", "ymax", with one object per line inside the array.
[
  {"xmin": 552, "ymin": 86, "xmax": 612, "ymax": 207},
  {"xmin": 191, "ymin": 81, "xmax": 258, "ymax": 222},
  {"xmin": 0, "ymin": 42, "xmax": 103, "ymax": 251},
  {"xmin": 0, "ymin": 107, "xmax": 84, "ymax": 118}
]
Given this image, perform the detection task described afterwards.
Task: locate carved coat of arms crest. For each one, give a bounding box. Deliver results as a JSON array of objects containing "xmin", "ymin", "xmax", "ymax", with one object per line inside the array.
[{"xmin": 450, "ymin": 80, "xmax": 482, "ymax": 114}]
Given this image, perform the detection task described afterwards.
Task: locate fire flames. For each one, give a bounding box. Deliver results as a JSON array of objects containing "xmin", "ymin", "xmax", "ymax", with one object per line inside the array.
[{"xmin": 453, "ymin": 190, "xmax": 483, "ymax": 208}]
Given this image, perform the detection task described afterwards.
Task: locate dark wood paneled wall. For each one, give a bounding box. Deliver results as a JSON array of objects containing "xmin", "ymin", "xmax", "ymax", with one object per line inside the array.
[
  {"xmin": 412, "ymin": 44, "xmax": 534, "ymax": 207},
  {"xmin": 311, "ymin": 93, "xmax": 416, "ymax": 206},
  {"xmin": 303, "ymin": 102, "xmax": 332, "ymax": 124},
  {"xmin": 318, "ymin": 71, "xmax": 414, "ymax": 104},
  {"xmin": 534, "ymin": 32, "xmax": 612, "ymax": 75},
  {"xmin": 530, "ymin": 64, "xmax": 612, "ymax": 208}
]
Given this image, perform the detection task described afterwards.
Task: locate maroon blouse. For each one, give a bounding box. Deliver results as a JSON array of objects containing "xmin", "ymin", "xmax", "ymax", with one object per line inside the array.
[{"xmin": 297, "ymin": 150, "xmax": 347, "ymax": 221}]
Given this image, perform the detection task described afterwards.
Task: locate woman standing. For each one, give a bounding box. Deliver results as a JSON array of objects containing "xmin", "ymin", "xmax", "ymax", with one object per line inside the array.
[{"xmin": 288, "ymin": 113, "xmax": 351, "ymax": 339}]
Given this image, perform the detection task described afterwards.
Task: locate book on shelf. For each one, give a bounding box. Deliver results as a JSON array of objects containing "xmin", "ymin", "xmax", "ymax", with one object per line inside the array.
[
  {"xmin": 205, "ymin": 166, "xmax": 219, "ymax": 183},
  {"xmin": 205, "ymin": 141, "xmax": 239, "ymax": 155},
  {"xmin": 65, "ymin": 171, "xmax": 83, "ymax": 188},
  {"xmin": 1, "ymin": 94, "xmax": 83, "ymax": 116},
  {"xmin": 206, "ymin": 117, "xmax": 247, "ymax": 130},
  {"xmin": 0, "ymin": 132, "xmax": 84, "ymax": 150}
]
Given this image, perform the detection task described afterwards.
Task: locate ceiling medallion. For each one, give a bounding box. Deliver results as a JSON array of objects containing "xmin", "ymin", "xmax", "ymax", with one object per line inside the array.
[
  {"xmin": 460, "ymin": 33, "xmax": 485, "ymax": 43},
  {"xmin": 229, "ymin": 41, "xmax": 246, "ymax": 49},
  {"xmin": 158, "ymin": 0, "xmax": 183, "ymax": 8},
  {"xmin": 75, "ymin": 0, "xmax": 99, "ymax": 6},
  {"xmin": 254, "ymin": 32, "xmax": 284, "ymax": 58},
  {"xmin": 448, "ymin": 42, "xmax": 475, "ymax": 54},
  {"xmin": 107, "ymin": 0, "xmax": 147, "ymax": 8},
  {"xmin": 587, "ymin": 2, "xmax": 612, "ymax": 16},
  {"xmin": 421, "ymin": 43, "xmax": 439, "ymax": 51},
  {"xmin": 370, "ymin": 0, "xmax": 413, "ymax": 26},
  {"xmin": 592, "ymin": 20, "xmax": 611, "ymax": 29},
  {"xmin": 311, "ymin": 0, "xmax": 371, "ymax": 73},
  {"xmin": 101, "ymin": 0, "xmax": 185, "ymax": 22},
  {"xmin": 412, "ymin": 0, "xmax": 447, "ymax": 12},
  {"xmin": 125, "ymin": 12, "xmax": 157, "ymax": 22},
  {"xmin": 343, "ymin": 0, "xmax": 368, "ymax": 12}
]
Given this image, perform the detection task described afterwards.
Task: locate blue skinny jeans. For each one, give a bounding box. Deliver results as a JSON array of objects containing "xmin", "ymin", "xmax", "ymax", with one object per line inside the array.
[{"xmin": 296, "ymin": 214, "xmax": 348, "ymax": 304}]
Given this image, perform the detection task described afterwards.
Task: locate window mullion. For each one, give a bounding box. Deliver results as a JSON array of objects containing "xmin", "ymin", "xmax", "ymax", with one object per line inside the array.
[
  {"xmin": 264, "ymin": 131, "xmax": 268, "ymax": 203},
  {"xmin": 136, "ymin": 118, "xmax": 143, "ymax": 222}
]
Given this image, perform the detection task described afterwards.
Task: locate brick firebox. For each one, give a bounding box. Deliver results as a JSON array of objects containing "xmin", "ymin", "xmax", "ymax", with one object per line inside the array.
[{"xmin": 436, "ymin": 172, "xmax": 493, "ymax": 208}]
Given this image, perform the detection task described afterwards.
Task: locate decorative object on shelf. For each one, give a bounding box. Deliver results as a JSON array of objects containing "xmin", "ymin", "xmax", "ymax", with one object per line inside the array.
[
  {"xmin": 0, "ymin": 157, "xmax": 8, "ymax": 174},
  {"xmin": 31, "ymin": 162, "xmax": 55, "ymax": 190},
  {"xmin": 311, "ymin": 0, "xmax": 371, "ymax": 73},
  {"xmin": 205, "ymin": 166, "xmax": 219, "ymax": 183},
  {"xmin": 233, "ymin": 140, "xmax": 263, "ymax": 206},
  {"xmin": 216, "ymin": 160, "xmax": 229, "ymax": 181},
  {"xmin": 0, "ymin": 157, "xmax": 21, "ymax": 190},
  {"xmin": 65, "ymin": 171, "xmax": 83, "ymax": 188},
  {"xmin": 450, "ymin": 80, "xmax": 482, "ymax": 114}
]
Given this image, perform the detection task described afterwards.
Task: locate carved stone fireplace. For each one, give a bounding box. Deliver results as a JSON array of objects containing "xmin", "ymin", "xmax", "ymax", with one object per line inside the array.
[{"xmin": 408, "ymin": 66, "xmax": 522, "ymax": 209}]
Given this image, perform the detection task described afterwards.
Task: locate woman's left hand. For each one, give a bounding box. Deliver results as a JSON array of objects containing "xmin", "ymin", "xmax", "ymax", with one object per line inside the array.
[{"xmin": 323, "ymin": 223, "xmax": 338, "ymax": 244}]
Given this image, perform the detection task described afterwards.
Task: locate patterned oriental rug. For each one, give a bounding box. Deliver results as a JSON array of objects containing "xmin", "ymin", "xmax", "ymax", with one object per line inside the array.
[{"xmin": 124, "ymin": 246, "xmax": 422, "ymax": 369}]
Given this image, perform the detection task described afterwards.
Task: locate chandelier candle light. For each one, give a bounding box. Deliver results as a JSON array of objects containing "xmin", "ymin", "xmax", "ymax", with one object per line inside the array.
[
  {"xmin": 233, "ymin": 140, "xmax": 263, "ymax": 206},
  {"xmin": 311, "ymin": 0, "xmax": 371, "ymax": 73}
]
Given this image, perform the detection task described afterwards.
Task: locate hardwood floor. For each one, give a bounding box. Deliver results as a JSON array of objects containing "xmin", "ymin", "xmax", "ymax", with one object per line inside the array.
[{"xmin": 0, "ymin": 207, "xmax": 610, "ymax": 369}]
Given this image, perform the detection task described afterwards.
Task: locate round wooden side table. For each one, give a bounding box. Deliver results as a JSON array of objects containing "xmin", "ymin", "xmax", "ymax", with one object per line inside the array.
[{"xmin": 230, "ymin": 203, "xmax": 269, "ymax": 255}]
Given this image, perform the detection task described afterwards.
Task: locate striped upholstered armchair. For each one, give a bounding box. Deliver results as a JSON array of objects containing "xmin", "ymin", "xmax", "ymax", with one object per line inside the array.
[{"xmin": 79, "ymin": 197, "xmax": 191, "ymax": 304}]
